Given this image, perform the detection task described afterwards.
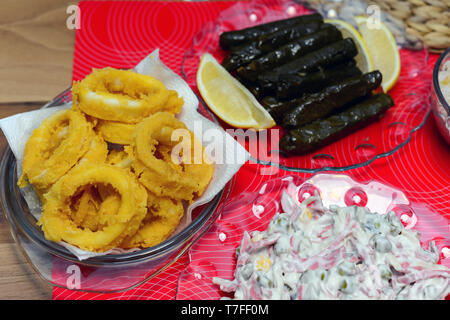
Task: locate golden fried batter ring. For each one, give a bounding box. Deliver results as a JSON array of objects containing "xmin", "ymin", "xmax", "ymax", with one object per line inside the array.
[
  {"xmin": 79, "ymin": 132, "xmax": 109, "ymax": 164},
  {"xmin": 121, "ymin": 192, "xmax": 184, "ymax": 249},
  {"xmin": 18, "ymin": 109, "xmax": 93, "ymax": 192},
  {"xmin": 72, "ymin": 67, "xmax": 171, "ymax": 123},
  {"xmin": 69, "ymin": 183, "xmax": 121, "ymax": 232},
  {"xmin": 94, "ymin": 90, "xmax": 184, "ymax": 145},
  {"xmin": 38, "ymin": 163, "xmax": 147, "ymax": 252},
  {"xmin": 96, "ymin": 120, "xmax": 136, "ymax": 145},
  {"xmin": 128, "ymin": 112, "xmax": 213, "ymax": 201},
  {"xmin": 106, "ymin": 148, "xmax": 133, "ymax": 169},
  {"xmin": 164, "ymin": 89, "xmax": 184, "ymax": 114},
  {"xmin": 69, "ymin": 185, "xmax": 101, "ymax": 228}
]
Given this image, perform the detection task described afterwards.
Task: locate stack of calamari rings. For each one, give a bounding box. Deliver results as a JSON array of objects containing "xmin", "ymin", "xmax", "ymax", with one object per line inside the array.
[{"xmin": 18, "ymin": 67, "xmax": 214, "ymax": 253}]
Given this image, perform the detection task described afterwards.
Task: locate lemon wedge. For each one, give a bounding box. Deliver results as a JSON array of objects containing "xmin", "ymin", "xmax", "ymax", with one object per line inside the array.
[
  {"xmin": 325, "ymin": 19, "xmax": 373, "ymax": 73},
  {"xmin": 196, "ymin": 53, "xmax": 275, "ymax": 129},
  {"xmin": 354, "ymin": 16, "xmax": 401, "ymax": 92}
]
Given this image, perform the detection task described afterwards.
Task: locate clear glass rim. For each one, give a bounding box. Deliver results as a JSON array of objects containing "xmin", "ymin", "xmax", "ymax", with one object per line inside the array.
[{"xmin": 432, "ymin": 46, "xmax": 450, "ymax": 114}]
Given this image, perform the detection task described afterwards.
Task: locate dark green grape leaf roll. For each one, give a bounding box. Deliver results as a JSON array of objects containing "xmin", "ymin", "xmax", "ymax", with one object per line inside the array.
[
  {"xmin": 279, "ymin": 93, "xmax": 395, "ymax": 155},
  {"xmin": 236, "ymin": 24, "xmax": 343, "ymax": 82},
  {"xmin": 282, "ymin": 71, "xmax": 383, "ymax": 128},
  {"xmin": 260, "ymin": 96, "xmax": 291, "ymax": 122},
  {"xmin": 219, "ymin": 13, "xmax": 323, "ymax": 50},
  {"xmin": 221, "ymin": 21, "xmax": 322, "ymax": 71},
  {"xmin": 276, "ymin": 59, "xmax": 362, "ymax": 99},
  {"xmin": 257, "ymin": 38, "xmax": 358, "ymax": 93}
]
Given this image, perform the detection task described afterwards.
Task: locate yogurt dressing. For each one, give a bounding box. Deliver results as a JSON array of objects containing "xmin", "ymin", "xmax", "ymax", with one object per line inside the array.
[{"xmin": 213, "ymin": 189, "xmax": 450, "ymax": 300}]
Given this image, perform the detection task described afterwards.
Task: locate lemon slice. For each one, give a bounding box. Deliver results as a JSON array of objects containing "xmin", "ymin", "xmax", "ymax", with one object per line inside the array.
[
  {"xmin": 325, "ymin": 19, "xmax": 373, "ymax": 73},
  {"xmin": 354, "ymin": 16, "xmax": 401, "ymax": 92},
  {"xmin": 196, "ymin": 53, "xmax": 275, "ymax": 129}
]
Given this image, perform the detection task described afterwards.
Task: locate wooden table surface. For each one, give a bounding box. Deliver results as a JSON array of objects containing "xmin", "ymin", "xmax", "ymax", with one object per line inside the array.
[{"xmin": 0, "ymin": 0, "xmax": 78, "ymax": 299}]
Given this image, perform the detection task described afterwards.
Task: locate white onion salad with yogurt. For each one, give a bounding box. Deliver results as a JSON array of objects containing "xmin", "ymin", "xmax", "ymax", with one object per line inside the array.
[{"xmin": 213, "ymin": 186, "xmax": 450, "ymax": 300}]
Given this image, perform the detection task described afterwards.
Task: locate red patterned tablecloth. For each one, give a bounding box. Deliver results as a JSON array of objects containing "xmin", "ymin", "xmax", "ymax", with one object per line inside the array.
[{"xmin": 53, "ymin": 0, "xmax": 449, "ymax": 300}]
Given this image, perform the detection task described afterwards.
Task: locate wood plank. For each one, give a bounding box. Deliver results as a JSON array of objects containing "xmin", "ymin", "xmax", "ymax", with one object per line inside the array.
[
  {"xmin": 0, "ymin": 102, "xmax": 51, "ymax": 299},
  {"xmin": 0, "ymin": 0, "xmax": 76, "ymax": 103},
  {"xmin": 0, "ymin": 243, "xmax": 52, "ymax": 300},
  {"xmin": 0, "ymin": 183, "xmax": 52, "ymax": 299}
]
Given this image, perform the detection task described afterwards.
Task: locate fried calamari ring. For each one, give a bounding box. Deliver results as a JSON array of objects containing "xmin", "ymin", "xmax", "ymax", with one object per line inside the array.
[
  {"xmin": 68, "ymin": 183, "xmax": 121, "ymax": 232},
  {"xmin": 72, "ymin": 67, "xmax": 171, "ymax": 123},
  {"xmin": 106, "ymin": 148, "xmax": 133, "ymax": 169},
  {"xmin": 164, "ymin": 89, "xmax": 184, "ymax": 114},
  {"xmin": 121, "ymin": 192, "xmax": 184, "ymax": 249},
  {"xmin": 69, "ymin": 185, "xmax": 101, "ymax": 228},
  {"xmin": 18, "ymin": 109, "xmax": 93, "ymax": 192},
  {"xmin": 96, "ymin": 120, "xmax": 136, "ymax": 145},
  {"xmin": 79, "ymin": 132, "xmax": 109, "ymax": 164},
  {"xmin": 128, "ymin": 112, "xmax": 213, "ymax": 201},
  {"xmin": 94, "ymin": 90, "xmax": 183, "ymax": 145},
  {"xmin": 38, "ymin": 163, "xmax": 148, "ymax": 252}
]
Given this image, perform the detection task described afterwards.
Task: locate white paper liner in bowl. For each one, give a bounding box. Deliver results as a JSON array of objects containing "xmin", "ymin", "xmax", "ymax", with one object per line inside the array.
[{"xmin": 0, "ymin": 49, "xmax": 250, "ymax": 260}]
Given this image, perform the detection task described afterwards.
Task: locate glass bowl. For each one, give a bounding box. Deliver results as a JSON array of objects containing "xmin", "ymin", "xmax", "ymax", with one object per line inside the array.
[
  {"xmin": 181, "ymin": 0, "xmax": 433, "ymax": 173},
  {"xmin": 431, "ymin": 47, "xmax": 450, "ymax": 145},
  {"xmin": 0, "ymin": 89, "xmax": 234, "ymax": 293},
  {"xmin": 175, "ymin": 173, "xmax": 450, "ymax": 300}
]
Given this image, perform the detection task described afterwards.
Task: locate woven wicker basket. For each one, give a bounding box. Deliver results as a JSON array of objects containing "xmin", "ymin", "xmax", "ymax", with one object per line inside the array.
[{"xmin": 369, "ymin": 0, "xmax": 449, "ymax": 52}]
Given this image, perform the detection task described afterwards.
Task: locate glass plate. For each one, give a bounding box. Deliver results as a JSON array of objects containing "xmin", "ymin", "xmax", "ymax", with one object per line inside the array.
[
  {"xmin": 0, "ymin": 88, "xmax": 233, "ymax": 293},
  {"xmin": 181, "ymin": 0, "xmax": 432, "ymax": 173},
  {"xmin": 175, "ymin": 173, "xmax": 450, "ymax": 300}
]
